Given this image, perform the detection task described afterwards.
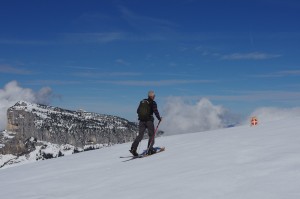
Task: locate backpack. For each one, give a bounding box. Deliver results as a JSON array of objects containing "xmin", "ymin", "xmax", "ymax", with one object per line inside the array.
[{"xmin": 137, "ymin": 99, "xmax": 151, "ymax": 121}]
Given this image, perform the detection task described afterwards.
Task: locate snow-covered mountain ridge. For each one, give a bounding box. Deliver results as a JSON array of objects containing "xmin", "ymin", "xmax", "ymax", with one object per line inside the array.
[
  {"xmin": 0, "ymin": 101, "xmax": 139, "ymax": 168},
  {"xmin": 0, "ymin": 116, "xmax": 299, "ymax": 198}
]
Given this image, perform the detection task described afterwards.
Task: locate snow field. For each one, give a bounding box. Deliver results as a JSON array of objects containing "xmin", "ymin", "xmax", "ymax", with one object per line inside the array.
[{"xmin": 1, "ymin": 117, "xmax": 300, "ymax": 199}]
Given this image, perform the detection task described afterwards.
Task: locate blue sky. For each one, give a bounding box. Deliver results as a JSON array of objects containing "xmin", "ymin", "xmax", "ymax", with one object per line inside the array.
[{"xmin": 1, "ymin": 0, "xmax": 300, "ymax": 121}]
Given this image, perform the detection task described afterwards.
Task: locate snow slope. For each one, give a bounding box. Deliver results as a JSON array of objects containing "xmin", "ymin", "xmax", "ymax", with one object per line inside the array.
[{"xmin": 1, "ymin": 117, "xmax": 300, "ymax": 199}]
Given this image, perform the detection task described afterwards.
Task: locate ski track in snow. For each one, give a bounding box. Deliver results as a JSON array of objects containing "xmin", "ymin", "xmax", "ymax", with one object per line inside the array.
[{"xmin": 1, "ymin": 117, "xmax": 300, "ymax": 199}]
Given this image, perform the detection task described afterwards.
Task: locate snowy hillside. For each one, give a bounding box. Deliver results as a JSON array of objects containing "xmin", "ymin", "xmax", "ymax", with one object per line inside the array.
[{"xmin": 1, "ymin": 117, "xmax": 300, "ymax": 199}]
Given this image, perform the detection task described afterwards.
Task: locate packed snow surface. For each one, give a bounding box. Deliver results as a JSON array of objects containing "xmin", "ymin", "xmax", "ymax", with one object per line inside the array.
[{"xmin": 1, "ymin": 117, "xmax": 300, "ymax": 199}]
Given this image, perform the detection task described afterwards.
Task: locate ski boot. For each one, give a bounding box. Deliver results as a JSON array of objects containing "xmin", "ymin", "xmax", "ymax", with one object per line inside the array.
[{"xmin": 129, "ymin": 148, "xmax": 139, "ymax": 157}]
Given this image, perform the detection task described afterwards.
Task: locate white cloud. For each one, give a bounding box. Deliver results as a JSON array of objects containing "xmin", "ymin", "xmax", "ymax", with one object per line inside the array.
[
  {"xmin": 160, "ymin": 97, "xmax": 240, "ymax": 135},
  {"xmin": 119, "ymin": 6, "xmax": 179, "ymax": 32},
  {"xmin": 0, "ymin": 39, "xmax": 54, "ymax": 45},
  {"xmin": 95, "ymin": 79, "xmax": 214, "ymax": 86},
  {"xmin": 222, "ymin": 52, "xmax": 281, "ymax": 60},
  {"xmin": 160, "ymin": 97, "xmax": 300, "ymax": 134},
  {"xmin": 254, "ymin": 70, "xmax": 300, "ymax": 78},
  {"xmin": 248, "ymin": 107, "xmax": 300, "ymax": 124},
  {"xmin": 0, "ymin": 81, "xmax": 53, "ymax": 130},
  {"xmin": 64, "ymin": 32, "xmax": 124, "ymax": 43},
  {"xmin": 115, "ymin": 59, "xmax": 130, "ymax": 66},
  {"xmin": 72, "ymin": 72, "xmax": 141, "ymax": 78},
  {"xmin": 205, "ymin": 90, "xmax": 300, "ymax": 103},
  {"xmin": 0, "ymin": 64, "xmax": 32, "ymax": 75}
]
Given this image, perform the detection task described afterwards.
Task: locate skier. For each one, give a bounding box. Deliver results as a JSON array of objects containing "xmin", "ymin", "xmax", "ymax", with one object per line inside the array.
[{"xmin": 130, "ymin": 90, "xmax": 162, "ymax": 156}]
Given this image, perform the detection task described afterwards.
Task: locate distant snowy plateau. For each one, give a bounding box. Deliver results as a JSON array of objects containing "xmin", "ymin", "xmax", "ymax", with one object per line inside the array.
[{"xmin": 1, "ymin": 114, "xmax": 300, "ymax": 198}]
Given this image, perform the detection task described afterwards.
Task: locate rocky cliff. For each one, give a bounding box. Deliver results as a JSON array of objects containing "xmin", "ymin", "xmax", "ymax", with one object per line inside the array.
[{"xmin": 1, "ymin": 101, "xmax": 138, "ymax": 156}]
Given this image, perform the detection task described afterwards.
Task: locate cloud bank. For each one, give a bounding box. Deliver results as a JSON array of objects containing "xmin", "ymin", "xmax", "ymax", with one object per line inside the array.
[
  {"xmin": 0, "ymin": 81, "xmax": 53, "ymax": 130},
  {"xmin": 221, "ymin": 52, "xmax": 281, "ymax": 60},
  {"xmin": 248, "ymin": 107, "xmax": 300, "ymax": 124},
  {"xmin": 161, "ymin": 98, "xmax": 300, "ymax": 135},
  {"xmin": 161, "ymin": 98, "xmax": 240, "ymax": 135}
]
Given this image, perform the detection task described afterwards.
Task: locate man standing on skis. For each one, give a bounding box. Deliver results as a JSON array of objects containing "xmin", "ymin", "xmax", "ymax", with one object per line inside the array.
[{"xmin": 130, "ymin": 90, "xmax": 162, "ymax": 156}]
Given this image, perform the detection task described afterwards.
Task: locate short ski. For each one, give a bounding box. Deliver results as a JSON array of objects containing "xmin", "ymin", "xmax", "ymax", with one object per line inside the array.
[
  {"xmin": 142, "ymin": 147, "xmax": 165, "ymax": 158},
  {"xmin": 121, "ymin": 147, "xmax": 165, "ymax": 162}
]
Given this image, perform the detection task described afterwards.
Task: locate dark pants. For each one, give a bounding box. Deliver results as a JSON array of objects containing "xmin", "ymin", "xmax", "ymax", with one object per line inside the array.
[{"xmin": 131, "ymin": 120, "xmax": 155, "ymax": 150}]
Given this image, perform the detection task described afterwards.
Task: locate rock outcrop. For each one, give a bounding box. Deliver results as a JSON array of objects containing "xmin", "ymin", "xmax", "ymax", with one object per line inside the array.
[{"xmin": 1, "ymin": 101, "xmax": 138, "ymax": 156}]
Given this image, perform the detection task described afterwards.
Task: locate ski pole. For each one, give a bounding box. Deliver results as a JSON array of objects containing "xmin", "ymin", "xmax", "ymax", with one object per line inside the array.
[{"xmin": 146, "ymin": 120, "xmax": 161, "ymax": 154}]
